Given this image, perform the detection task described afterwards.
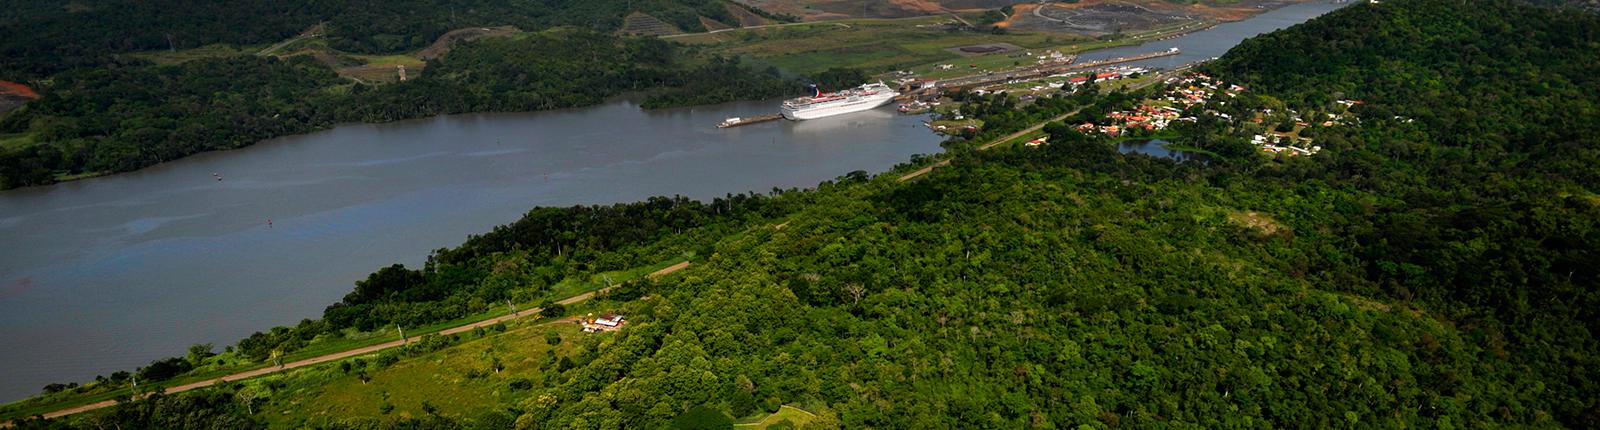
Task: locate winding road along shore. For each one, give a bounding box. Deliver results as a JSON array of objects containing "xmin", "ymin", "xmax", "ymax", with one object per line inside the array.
[{"xmin": 4, "ymin": 261, "xmax": 691, "ymax": 425}]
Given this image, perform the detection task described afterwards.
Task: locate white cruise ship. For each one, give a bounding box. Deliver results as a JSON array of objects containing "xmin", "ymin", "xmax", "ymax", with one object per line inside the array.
[{"xmin": 781, "ymin": 82, "xmax": 899, "ymax": 120}]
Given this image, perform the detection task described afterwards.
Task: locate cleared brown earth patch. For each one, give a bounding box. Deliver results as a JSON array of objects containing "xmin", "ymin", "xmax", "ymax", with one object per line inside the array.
[
  {"xmin": 889, "ymin": 0, "xmax": 947, "ymax": 14},
  {"xmin": 0, "ymin": 81, "xmax": 39, "ymax": 99},
  {"xmin": 0, "ymin": 81, "xmax": 40, "ymax": 115},
  {"xmin": 700, "ymin": 16, "xmax": 735, "ymax": 31}
]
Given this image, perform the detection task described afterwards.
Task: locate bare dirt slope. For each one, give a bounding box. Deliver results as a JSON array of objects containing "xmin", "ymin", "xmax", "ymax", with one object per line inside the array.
[
  {"xmin": 0, "ymin": 81, "xmax": 39, "ymax": 116},
  {"xmin": 726, "ymin": 2, "xmax": 778, "ymax": 26}
]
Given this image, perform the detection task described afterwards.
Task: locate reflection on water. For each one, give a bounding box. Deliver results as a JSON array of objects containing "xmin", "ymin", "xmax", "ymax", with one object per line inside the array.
[
  {"xmin": 1118, "ymin": 139, "xmax": 1208, "ymax": 162},
  {"xmin": 788, "ymin": 108, "xmax": 898, "ymax": 134}
]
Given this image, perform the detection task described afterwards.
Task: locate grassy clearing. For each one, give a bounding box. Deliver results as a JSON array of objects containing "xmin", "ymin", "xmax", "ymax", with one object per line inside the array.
[
  {"xmin": 261, "ymin": 321, "xmax": 582, "ymax": 427},
  {"xmin": 548, "ymin": 257, "xmax": 688, "ymax": 300},
  {"xmin": 0, "ymin": 133, "xmax": 34, "ymax": 151},
  {"xmin": 127, "ymin": 44, "xmax": 258, "ymax": 65},
  {"xmin": 0, "ymin": 257, "xmax": 687, "ymax": 422},
  {"xmin": 734, "ymin": 405, "xmax": 818, "ymax": 429},
  {"xmin": 672, "ymin": 14, "xmax": 1205, "ymax": 79},
  {"xmin": 674, "ymin": 17, "xmax": 1079, "ymax": 76},
  {"xmin": 997, "ymin": 130, "xmax": 1049, "ymax": 149},
  {"xmin": 352, "ymin": 54, "xmax": 425, "ymax": 67}
]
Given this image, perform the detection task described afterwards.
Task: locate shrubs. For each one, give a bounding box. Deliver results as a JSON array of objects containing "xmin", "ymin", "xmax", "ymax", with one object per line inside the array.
[
  {"xmin": 539, "ymin": 303, "xmax": 567, "ymax": 318},
  {"xmin": 136, "ymin": 357, "xmax": 194, "ymax": 383}
]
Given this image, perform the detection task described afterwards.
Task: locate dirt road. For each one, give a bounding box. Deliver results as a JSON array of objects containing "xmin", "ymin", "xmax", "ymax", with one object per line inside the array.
[{"xmin": 7, "ymin": 261, "xmax": 691, "ymax": 424}]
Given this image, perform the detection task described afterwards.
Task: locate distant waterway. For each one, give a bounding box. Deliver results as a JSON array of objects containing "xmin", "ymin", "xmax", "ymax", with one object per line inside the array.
[
  {"xmin": 1077, "ymin": 0, "xmax": 1355, "ymax": 69},
  {"xmin": 0, "ymin": 98, "xmax": 939, "ymax": 402},
  {"xmin": 0, "ymin": 0, "xmax": 1354, "ymax": 404}
]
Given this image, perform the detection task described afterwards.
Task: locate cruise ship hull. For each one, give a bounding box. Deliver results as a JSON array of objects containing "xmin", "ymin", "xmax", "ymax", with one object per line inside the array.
[{"xmin": 781, "ymin": 93, "xmax": 898, "ymax": 120}]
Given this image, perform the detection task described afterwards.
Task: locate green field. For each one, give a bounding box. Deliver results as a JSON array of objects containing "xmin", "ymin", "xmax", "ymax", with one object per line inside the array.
[
  {"xmin": 352, "ymin": 54, "xmax": 426, "ymax": 67},
  {"xmin": 258, "ymin": 320, "xmax": 583, "ymax": 426},
  {"xmin": 127, "ymin": 44, "xmax": 259, "ymax": 65},
  {"xmin": 0, "ymin": 133, "xmax": 34, "ymax": 151},
  {"xmin": 670, "ymin": 16, "xmax": 1081, "ymax": 75},
  {"xmin": 671, "ymin": 15, "xmax": 1207, "ymax": 79},
  {"xmin": 0, "ymin": 257, "xmax": 687, "ymax": 422}
]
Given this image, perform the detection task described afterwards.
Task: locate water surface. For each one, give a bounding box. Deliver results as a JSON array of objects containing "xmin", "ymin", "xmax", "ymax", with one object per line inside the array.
[
  {"xmin": 0, "ymin": 0, "xmax": 1355, "ymax": 403},
  {"xmin": 1118, "ymin": 138, "xmax": 1208, "ymax": 162},
  {"xmin": 0, "ymin": 98, "xmax": 939, "ymax": 402},
  {"xmin": 1077, "ymin": 0, "xmax": 1354, "ymax": 69}
]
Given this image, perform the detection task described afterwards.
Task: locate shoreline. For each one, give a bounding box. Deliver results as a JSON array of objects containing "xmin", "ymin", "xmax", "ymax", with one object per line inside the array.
[{"xmin": 0, "ymin": 262, "xmax": 690, "ymax": 424}]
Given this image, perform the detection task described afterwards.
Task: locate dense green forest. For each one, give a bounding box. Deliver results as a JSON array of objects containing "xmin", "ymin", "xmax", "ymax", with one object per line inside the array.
[
  {"xmin": 0, "ymin": 0, "xmax": 748, "ymax": 81},
  {"xmin": 0, "ymin": 29, "xmax": 836, "ymax": 189},
  {"xmin": 0, "ymin": 56, "xmax": 345, "ymax": 186},
  {"xmin": 0, "ymin": 0, "xmax": 810, "ymax": 189},
  {"xmin": 8, "ymin": 0, "xmax": 1600, "ymax": 428},
  {"xmin": 1200, "ymin": 0, "xmax": 1600, "ymax": 424}
]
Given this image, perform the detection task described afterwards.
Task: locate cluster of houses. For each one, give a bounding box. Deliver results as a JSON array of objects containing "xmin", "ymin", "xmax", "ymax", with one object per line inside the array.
[
  {"xmin": 1076, "ymin": 103, "xmax": 1195, "ymax": 137},
  {"xmin": 1161, "ymin": 73, "xmax": 1243, "ymax": 107},
  {"xmin": 1160, "ymin": 73, "xmax": 1355, "ymax": 156}
]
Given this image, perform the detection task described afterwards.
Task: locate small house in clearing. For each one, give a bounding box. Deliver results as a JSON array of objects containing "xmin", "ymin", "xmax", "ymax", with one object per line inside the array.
[{"xmin": 582, "ymin": 314, "xmax": 626, "ymax": 333}]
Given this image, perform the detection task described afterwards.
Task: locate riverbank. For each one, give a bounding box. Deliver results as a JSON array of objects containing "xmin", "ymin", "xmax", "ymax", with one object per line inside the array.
[
  {"xmin": 0, "ymin": 95, "xmax": 943, "ymax": 405},
  {"xmin": 0, "ymin": 28, "xmax": 811, "ymax": 190},
  {"xmin": 0, "ymin": 261, "xmax": 689, "ymax": 423},
  {"xmin": 0, "ymin": 0, "xmax": 1351, "ymax": 406}
]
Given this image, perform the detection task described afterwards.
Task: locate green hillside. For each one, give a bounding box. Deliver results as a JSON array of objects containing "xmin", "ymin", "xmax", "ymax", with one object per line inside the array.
[
  {"xmin": 7, "ymin": 0, "xmax": 1598, "ymax": 428},
  {"xmin": 0, "ymin": 0, "xmax": 745, "ymax": 81},
  {"xmin": 0, "ymin": 29, "xmax": 824, "ymax": 189}
]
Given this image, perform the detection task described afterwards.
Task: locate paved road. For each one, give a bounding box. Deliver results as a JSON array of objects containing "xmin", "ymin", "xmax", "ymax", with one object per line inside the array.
[{"xmin": 8, "ymin": 261, "xmax": 691, "ymax": 424}]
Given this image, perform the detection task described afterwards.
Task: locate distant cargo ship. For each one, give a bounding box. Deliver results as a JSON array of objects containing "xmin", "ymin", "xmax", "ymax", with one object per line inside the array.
[{"xmin": 781, "ymin": 82, "xmax": 899, "ymax": 120}]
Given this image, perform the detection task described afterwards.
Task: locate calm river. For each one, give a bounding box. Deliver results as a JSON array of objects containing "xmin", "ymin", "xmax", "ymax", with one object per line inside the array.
[
  {"xmin": 0, "ymin": 99, "xmax": 939, "ymax": 402},
  {"xmin": 0, "ymin": 0, "xmax": 1352, "ymax": 403}
]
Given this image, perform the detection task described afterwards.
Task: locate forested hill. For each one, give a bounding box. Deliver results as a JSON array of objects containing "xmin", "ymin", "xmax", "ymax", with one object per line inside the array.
[
  {"xmin": 0, "ymin": 0, "xmax": 742, "ymax": 81},
  {"xmin": 7, "ymin": 0, "xmax": 1600, "ymax": 428},
  {"xmin": 1210, "ymin": 0, "xmax": 1600, "ymax": 150},
  {"xmin": 0, "ymin": 0, "xmax": 816, "ymax": 189},
  {"xmin": 1202, "ymin": 0, "xmax": 1600, "ymax": 425}
]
